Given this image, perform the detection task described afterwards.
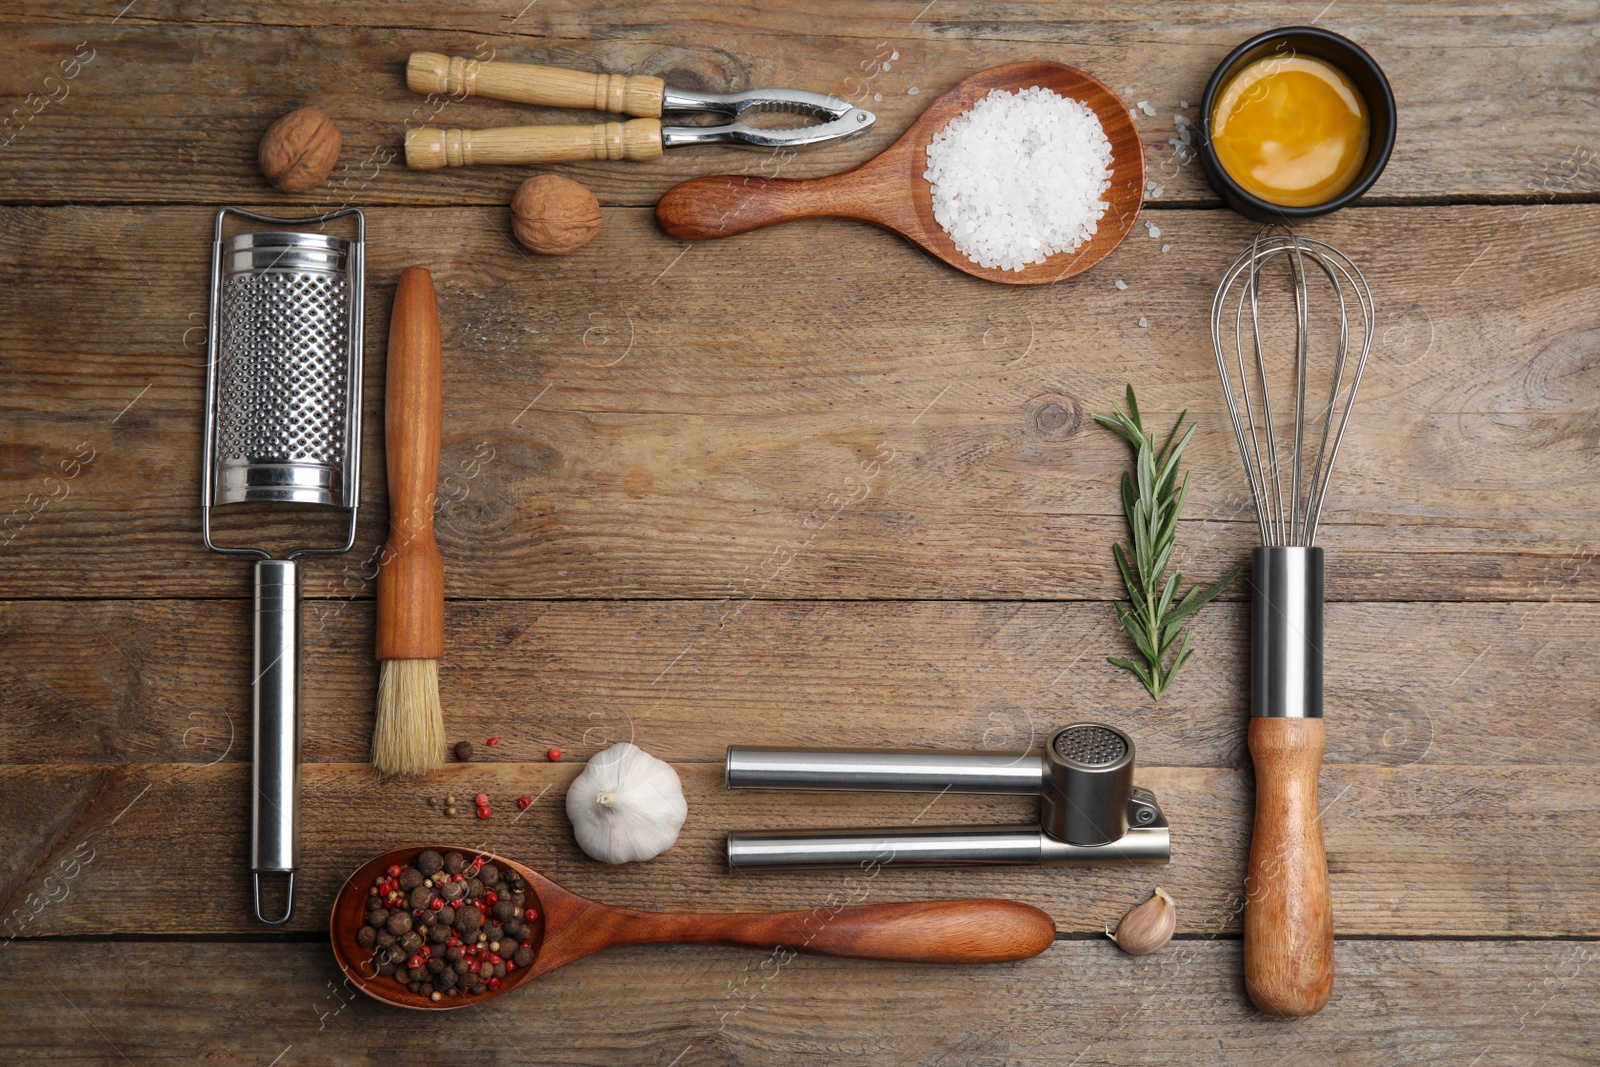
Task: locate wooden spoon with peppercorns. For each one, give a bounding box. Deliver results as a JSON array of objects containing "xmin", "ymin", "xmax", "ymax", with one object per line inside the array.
[{"xmin": 332, "ymin": 844, "xmax": 1056, "ymax": 1010}]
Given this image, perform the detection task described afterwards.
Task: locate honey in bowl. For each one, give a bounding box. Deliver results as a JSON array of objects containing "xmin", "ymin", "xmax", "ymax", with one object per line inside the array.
[{"xmin": 1210, "ymin": 55, "xmax": 1370, "ymax": 208}]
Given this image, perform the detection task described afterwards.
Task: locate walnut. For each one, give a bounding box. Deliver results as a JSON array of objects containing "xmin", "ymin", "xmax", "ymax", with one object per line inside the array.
[
  {"xmin": 258, "ymin": 107, "xmax": 342, "ymax": 193},
  {"xmin": 511, "ymin": 175, "xmax": 601, "ymax": 254}
]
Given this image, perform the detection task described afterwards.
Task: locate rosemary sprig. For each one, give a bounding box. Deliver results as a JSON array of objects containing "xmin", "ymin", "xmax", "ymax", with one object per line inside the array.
[{"xmin": 1093, "ymin": 385, "xmax": 1239, "ymax": 700}]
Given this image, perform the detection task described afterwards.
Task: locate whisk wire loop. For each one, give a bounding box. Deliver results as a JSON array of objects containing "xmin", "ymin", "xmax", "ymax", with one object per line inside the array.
[{"xmin": 1211, "ymin": 227, "xmax": 1373, "ymax": 548}]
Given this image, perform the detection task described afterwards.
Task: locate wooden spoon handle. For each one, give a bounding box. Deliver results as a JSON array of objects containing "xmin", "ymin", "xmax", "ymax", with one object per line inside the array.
[
  {"xmin": 374, "ymin": 268, "xmax": 443, "ymax": 662},
  {"xmin": 1243, "ymin": 716, "xmax": 1335, "ymax": 1015},
  {"xmin": 407, "ymin": 53, "xmax": 666, "ymax": 117},
  {"xmin": 656, "ymin": 173, "xmax": 900, "ymax": 240},
  {"xmin": 405, "ymin": 121, "xmax": 663, "ymax": 169},
  {"xmin": 595, "ymin": 898, "xmax": 1055, "ymax": 964}
]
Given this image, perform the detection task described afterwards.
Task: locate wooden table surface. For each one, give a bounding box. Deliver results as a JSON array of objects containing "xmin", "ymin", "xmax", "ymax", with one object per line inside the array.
[{"xmin": 3, "ymin": 1, "xmax": 1598, "ymax": 1063}]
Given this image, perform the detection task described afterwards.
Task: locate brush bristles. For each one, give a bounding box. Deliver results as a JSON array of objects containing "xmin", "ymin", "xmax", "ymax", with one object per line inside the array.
[{"xmin": 373, "ymin": 658, "xmax": 444, "ymax": 777}]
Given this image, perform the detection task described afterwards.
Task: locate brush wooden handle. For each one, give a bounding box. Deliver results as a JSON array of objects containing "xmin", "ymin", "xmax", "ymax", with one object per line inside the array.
[
  {"xmin": 579, "ymin": 898, "xmax": 1056, "ymax": 965},
  {"xmin": 407, "ymin": 53, "xmax": 666, "ymax": 117},
  {"xmin": 1244, "ymin": 716, "xmax": 1334, "ymax": 1015},
  {"xmin": 405, "ymin": 121, "xmax": 663, "ymax": 169},
  {"xmin": 375, "ymin": 268, "xmax": 444, "ymax": 662}
]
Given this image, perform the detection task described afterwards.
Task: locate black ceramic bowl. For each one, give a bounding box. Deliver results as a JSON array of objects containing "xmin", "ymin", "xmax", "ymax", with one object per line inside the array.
[{"xmin": 1198, "ymin": 26, "xmax": 1396, "ymax": 221}]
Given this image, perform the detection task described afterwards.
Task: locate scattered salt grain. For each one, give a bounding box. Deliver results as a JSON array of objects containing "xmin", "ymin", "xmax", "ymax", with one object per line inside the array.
[
  {"xmin": 1161, "ymin": 243, "xmax": 1171, "ymax": 253},
  {"xmin": 1180, "ymin": 98, "xmax": 1190, "ymax": 109},
  {"xmin": 1145, "ymin": 221, "xmax": 1161, "ymax": 238},
  {"xmin": 882, "ymin": 62, "xmax": 892, "ymax": 72},
  {"xmin": 891, "ymin": 50, "xmax": 900, "ymax": 61},
  {"xmin": 874, "ymin": 92, "xmax": 883, "ymax": 102},
  {"xmin": 1138, "ymin": 101, "xmax": 1156, "ymax": 116},
  {"xmin": 907, "ymin": 86, "xmax": 920, "ymax": 95},
  {"xmin": 1115, "ymin": 278, "xmax": 1128, "ymax": 291},
  {"xmin": 1129, "ymin": 108, "xmax": 1139, "ymax": 122},
  {"xmin": 924, "ymin": 86, "xmax": 1114, "ymax": 272},
  {"xmin": 1138, "ymin": 317, "xmax": 1148, "ymax": 327}
]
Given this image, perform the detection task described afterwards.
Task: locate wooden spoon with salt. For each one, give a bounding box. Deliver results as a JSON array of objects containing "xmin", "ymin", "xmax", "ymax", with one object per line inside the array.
[
  {"xmin": 655, "ymin": 61, "xmax": 1145, "ymax": 284},
  {"xmin": 332, "ymin": 845, "xmax": 1056, "ymax": 1011}
]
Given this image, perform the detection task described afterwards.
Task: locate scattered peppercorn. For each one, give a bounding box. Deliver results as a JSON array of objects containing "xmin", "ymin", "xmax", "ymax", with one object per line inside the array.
[
  {"xmin": 547, "ymin": 748, "xmax": 562, "ymax": 761},
  {"xmin": 445, "ymin": 806, "xmax": 458, "ymax": 816},
  {"xmin": 476, "ymin": 805, "xmax": 492, "ymax": 819},
  {"xmin": 486, "ymin": 737, "xmax": 499, "ymax": 746},
  {"xmin": 453, "ymin": 741, "xmax": 474, "ymax": 762},
  {"xmin": 516, "ymin": 795, "xmax": 532, "ymax": 810}
]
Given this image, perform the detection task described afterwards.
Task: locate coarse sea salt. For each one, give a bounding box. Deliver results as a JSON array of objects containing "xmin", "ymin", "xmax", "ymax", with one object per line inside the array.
[{"xmin": 924, "ymin": 86, "xmax": 1114, "ymax": 272}]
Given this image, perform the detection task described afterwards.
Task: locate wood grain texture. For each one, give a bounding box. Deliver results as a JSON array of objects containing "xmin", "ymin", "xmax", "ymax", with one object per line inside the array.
[
  {"xmin": 0, "ymin": 7, "xmax": 1595, "ymax": 205},
  {"xmin": 375, "ymin": 267, "xmax": 444, "ymax": 662},
  {"xmin": 656, "ymin": 61, "xmax": 1144, "ymax": 284},
  {"xmin": 1243, "ymin": 717, "xmax": 1335, "ymax": 1016},
  {"xmin": 7, "ymin": 940, "xmax": 1597, "ymax": 1065},
  {"xmin": 2, "ymin": 203, "xmax": 1597, "ymax": 600},
  {"xmin": 1, "ymin": 598, "xmax": 1594, "ymax": 768},
  {"xmin": 2, "ymin": 761, "xmax": 1596, "ymax": 938}
]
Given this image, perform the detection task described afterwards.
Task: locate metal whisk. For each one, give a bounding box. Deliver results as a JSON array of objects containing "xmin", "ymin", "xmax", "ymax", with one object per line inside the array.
[
  {"xmin": 1209, "ymin": 225, "xmax": 1373, "ymax": 1016},
  {"xmin": 1211, "ymin": 227, "xmax": 1374, "ymax": 549}
]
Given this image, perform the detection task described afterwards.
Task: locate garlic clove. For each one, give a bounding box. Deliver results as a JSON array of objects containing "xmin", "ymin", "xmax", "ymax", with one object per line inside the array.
[{"xmin": 1111, "ymin": 887, "xmax": 1176, "ymax": 955}]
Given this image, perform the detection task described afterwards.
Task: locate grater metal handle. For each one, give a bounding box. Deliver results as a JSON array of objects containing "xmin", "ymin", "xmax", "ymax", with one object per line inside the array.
[{"xmin": 251, "ymin": 558, "xmax": 301, "ymax": 924}]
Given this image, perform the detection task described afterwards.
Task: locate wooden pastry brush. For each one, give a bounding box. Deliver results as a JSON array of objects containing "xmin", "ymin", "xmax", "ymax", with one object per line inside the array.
[{"xmin": 373, "ymin": 267, "xmax": 446, "ymax": 777}]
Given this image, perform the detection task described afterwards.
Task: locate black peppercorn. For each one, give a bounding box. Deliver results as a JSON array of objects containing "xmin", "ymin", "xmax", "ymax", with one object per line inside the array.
[
  {"xmin": 453, "ymin": 958, "xmax": 471, "ymax": 975},
  {"xmin": 444, "ymin": 851, "xmax": 466, "ymax": 875},
  {"xmin": 398, "ymin": 868, "xmax": 425, "ymax": 891},
  {"xmin": 415, "ymin": 850, "xmax": 445, "ymax": 877},
  {"xmin": 376, "ymin": 959, "xmax": 397, "ymax": 976},
  {"xmin": 453, "ymin": 741, "xmax": 474, "ymax": 762},
  {"xmin": 466, "ymin": 879, "xmax": 484, "ymax": 899},
  {"xmin": 440, "ymin": 880, "xmax": 464, "ymax": 903},
  {"xmin": 400, "ymin": 932, "xmax": 423, "ymax": 955},
  {"xmin": 426, "ymin": 957, "xmax": 445, "ymax": 974},
  {"xmin": 513, "ymin": 945, "xmax": 534, "ymax": 968},
  {"xmin": 357, "ymin": 925, "xmax": 377, "ymax": 948},
  {"xmin": 385, "ymin": 912, "xmax": 412, "ymax": 936},
  {"xmin": 436, "ymin": 905, "xmax": 455, "ymax": 925},
  {"xmin": 410, "ymin": 885, "xmax": 432, "ymax": 910},
  {"xmin": 492, "ymin": 900, "xmax": 516, "ymax": 922},
  {"xmin": 455, "ymin": 907, "xmax": 481, "ymax": 933},
  {"xmin": 478, "ymin": 864, "xmax": 499, "ymax": 885},
  {"xmin": 503, "ymin": 920, "xmax": 526, "ymax": 941},
  {"xmin": 366, "ymin": 908, "xmax": 388, "ymax": 928}
]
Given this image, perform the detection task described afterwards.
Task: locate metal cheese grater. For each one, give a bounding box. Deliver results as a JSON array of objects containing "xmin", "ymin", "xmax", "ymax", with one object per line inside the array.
[{"xmin": 202, "ymin": 207, "xmax": 365, "ymax": 923}]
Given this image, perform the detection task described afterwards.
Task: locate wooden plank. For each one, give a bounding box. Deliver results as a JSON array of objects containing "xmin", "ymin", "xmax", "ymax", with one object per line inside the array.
[
  {"xmin": 1, "ymin": 598, "xmax": 1594, "ymax": 769},
  {"xmin": 2, "ymin": 761, "xmax": 1596, "ymax": 938},
  {"xmin": 6, "ymin": 939, "xmax": 1597, "ymax": 1065},
  {"xmin": 0, "ymin": 6, "xmax": 1595, "ymax": 205},
  {"xmin": 3, "ymin": 204, "xmax": 1597, "ymax": 600}
]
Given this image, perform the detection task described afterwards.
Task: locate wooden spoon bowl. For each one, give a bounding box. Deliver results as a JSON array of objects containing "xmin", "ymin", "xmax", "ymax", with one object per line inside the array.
[
  {"xmin": 332, "ymin": 844, "xmax": 1057, "ymax": 1011},
  {"xmin": 656, "ymin": 61, "xmax": 1145, "ymax": 284}
]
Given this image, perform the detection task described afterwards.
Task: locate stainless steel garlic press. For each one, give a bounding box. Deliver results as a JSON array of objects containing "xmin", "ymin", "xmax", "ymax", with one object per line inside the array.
[
  {"xmin": 724, "ymin": 723, "xmax": 1170, "ymax": 870},
  {"xmin": 202, "ymin": 207, "xmax": 365, "ymax": 924},
  {"xmin": 403, "ymin": 52, "xmax": 875, "ymax": 169}
]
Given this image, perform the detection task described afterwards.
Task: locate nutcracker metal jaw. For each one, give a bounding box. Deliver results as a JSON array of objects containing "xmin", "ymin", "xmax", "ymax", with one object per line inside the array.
[{"xmin": 724, "ymin": 723, "xmax": 1170, "ymax": 870}]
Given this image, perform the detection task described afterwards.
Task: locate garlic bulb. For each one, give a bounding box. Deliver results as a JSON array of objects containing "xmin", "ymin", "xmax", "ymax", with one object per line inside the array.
[{"xmin": 565, "ymin": 743, "xmax": 688, "ymax": 864}]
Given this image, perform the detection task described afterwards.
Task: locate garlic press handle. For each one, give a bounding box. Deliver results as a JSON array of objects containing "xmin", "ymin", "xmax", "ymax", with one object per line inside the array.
[
  {"xmin": 407, "ymin": 53, "xmax": 666, "ymax": 117},
  {"xmin": 251, "ymin": 559, "xmax": 300, "ymax": 924}
]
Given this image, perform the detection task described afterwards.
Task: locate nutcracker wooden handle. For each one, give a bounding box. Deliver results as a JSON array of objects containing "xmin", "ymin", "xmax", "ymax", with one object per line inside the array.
[
  {"xmin": 374, "ymin": 268, "xmax": 443, "ymax": 663},
  {"xmin": 407, "ymin": 52, "xmax": 666, "ymax": 117},
  {"xmin": 1243, "ymin": 716, "xmax": 1335, "ymax": 1016},
  {"xmin": 405, "ymin": 121, "xmax": 663, "ymax": 169}
]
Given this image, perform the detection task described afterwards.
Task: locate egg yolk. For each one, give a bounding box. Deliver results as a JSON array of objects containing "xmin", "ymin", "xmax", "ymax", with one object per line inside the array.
[{"xmin": 1211, "ymin": 55, "xmax": 1370, "ymax": 208}]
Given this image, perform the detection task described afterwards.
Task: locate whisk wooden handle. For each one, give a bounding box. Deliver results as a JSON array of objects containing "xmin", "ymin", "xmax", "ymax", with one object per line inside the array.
[
  {"xmin": 407, "ymin": 53, "xmax": 666, "ymax": 117},
  {"xmin": 405, "ymin": 122, "xmax": 663, "ymax": 169},
  {"xmin": 375, "ymin": 268, "xmax": 444, "ymax": 662},
  {"xmin": 1244, "ymin": 717, "xmax": 1334, "ymax": 1015}
]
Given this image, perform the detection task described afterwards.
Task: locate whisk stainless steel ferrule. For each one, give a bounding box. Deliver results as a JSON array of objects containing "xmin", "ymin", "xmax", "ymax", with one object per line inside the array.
[
  {"xmin": 202, "ymin": 207, "xmax": 365, "ymax": 923},
  {"xmin": 1212, "ymin": 228, "xmax": 1372, "ymax": 718}
]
